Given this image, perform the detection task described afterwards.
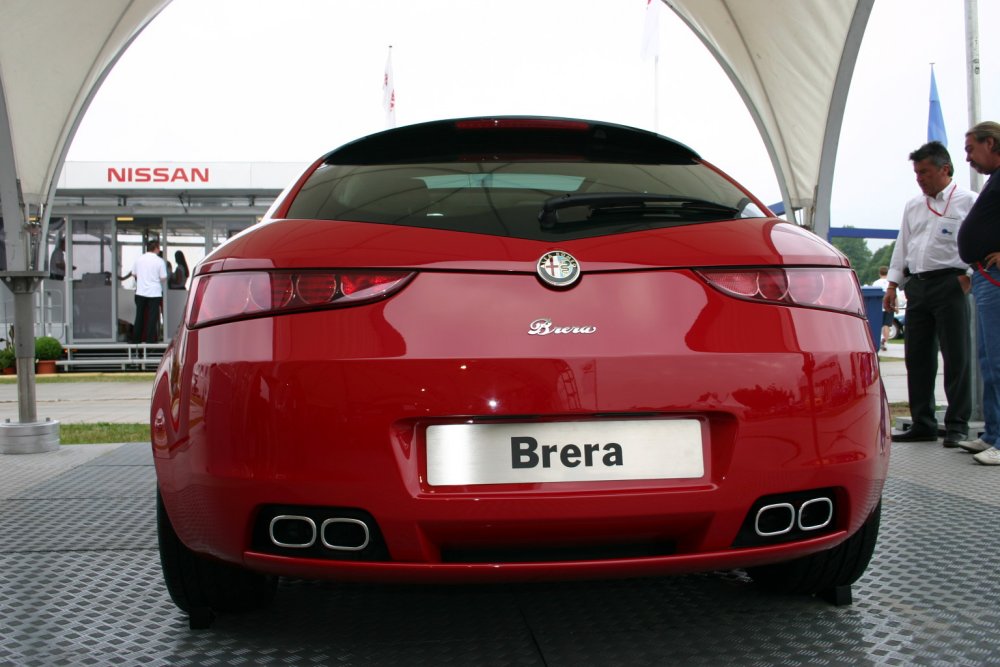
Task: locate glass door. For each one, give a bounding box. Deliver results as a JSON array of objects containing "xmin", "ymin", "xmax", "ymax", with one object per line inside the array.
[
  {"xmin": 115, "ymin": 218, "xmax": 164, "ymax": 343},
  {"xmin": 70, "ymin": 218, "xmax": 114, "ymax": 341},
  {"xmin": 163, "ymin": 218, "xmax": 209, "ymax": 337}
]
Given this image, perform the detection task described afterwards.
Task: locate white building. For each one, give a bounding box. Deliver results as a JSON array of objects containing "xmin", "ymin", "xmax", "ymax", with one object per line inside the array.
[{"xmin": 2, "ymin": 161, "xmax": 306, "ymax": 354}]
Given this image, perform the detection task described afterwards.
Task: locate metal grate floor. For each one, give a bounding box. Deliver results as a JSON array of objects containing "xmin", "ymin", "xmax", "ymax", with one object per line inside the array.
[{"xmin": 1, "ymin": 440, "xmax": 998, "ymax": 666}]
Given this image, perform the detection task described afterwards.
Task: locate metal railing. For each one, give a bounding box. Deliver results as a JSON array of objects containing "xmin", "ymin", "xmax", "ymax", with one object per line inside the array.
[{"xmin": 57, "ymin": 343, "xmax": 166, "ymax": 371}]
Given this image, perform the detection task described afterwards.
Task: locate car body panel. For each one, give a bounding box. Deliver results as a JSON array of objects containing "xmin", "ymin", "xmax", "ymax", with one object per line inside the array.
[{"xmin": 153, "ymin": 248, "xmax": 887, "ymax": 582}]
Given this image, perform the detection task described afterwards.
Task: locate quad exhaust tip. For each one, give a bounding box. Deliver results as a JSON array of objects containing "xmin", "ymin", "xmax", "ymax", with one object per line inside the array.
[
  {"xmin": 269, "ymin": 514, "xmax": 371, "ymax": 551},
  {"xmin": 754, "ymin": 496, "xmax": 833, "ymax": 537}
]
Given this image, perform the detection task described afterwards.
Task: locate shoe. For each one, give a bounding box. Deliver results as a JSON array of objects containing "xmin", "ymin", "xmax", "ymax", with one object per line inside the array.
[
  {"xmin": 973, "ymin": 447, "xmax": 1000, "ymax": 465},
  {"xmin": 958, "ymin": 438, "xmax": 991, "ymax": 453},
  {"xmin": 891, "ymin": 430, "xmax": 938, "ymax": 443},
  {"xmin": 880, "ymin": 345, "xmax": 888, "ymax": 351},
  {"xmin": 942, "ymin": 439, "xmax": 963, "ymax": 448}
]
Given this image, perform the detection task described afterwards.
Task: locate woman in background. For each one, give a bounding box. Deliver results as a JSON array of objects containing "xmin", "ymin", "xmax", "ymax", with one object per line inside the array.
[{"xmin": 170, "ymin": 250, "xmax": 190, "ymax": 289}]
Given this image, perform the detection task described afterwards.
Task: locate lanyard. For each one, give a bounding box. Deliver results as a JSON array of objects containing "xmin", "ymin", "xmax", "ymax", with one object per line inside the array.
[{"xmin": 926, "ymin": 184, "xmax": 956, "ymax": 217}]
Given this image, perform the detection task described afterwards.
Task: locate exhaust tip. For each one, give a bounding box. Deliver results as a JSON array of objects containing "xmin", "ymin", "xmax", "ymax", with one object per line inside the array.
[
  {"xmin": 798, "ymin": 497, "xmax": 834, "ymax": 531},
  {"xmin": 321, "ymin": 518, "xmax": 371, "ymax": 551},
  {"xmin": 269, "ymin": 515, "xmax": 317, "ymax": 548},
  {"xmin": 754, "ymin": 503, "xmax": 795, "ymax": 537},
  {"xmin": 253, "ymin": 505, "xmax": 389, "ymax": 561},
  {"xmin": 733, "ymin": 488, "xmax": 838, "ymax": 548}
]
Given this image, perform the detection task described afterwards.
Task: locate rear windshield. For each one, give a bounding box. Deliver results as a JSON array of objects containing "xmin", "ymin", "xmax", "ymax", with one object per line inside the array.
[{"xmin": 284, "ymin": 122, "xmax": 766, "ymax": 242}]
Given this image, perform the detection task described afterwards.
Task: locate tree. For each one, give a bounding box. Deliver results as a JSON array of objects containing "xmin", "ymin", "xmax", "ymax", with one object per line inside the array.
[
  {"xmin": 831, "ymin": 233, "xmax": 873, "ymax": 285},
  {"xmin": 869, "ymin": 242, "xmax": 894, "ymax": 268}
]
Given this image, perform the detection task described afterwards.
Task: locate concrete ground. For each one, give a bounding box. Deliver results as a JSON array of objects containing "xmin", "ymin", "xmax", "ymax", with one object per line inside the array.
[
  {"xmin": 0, "ymin": 376, "xmax": 152, "ymax": 424},
  {"xmin": 1, "ymin": 423, "xmax": 997, "ymax": 665}
]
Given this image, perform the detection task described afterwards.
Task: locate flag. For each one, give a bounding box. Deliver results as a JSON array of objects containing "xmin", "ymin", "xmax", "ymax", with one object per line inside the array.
[
  {"xmin": 382, "ymin": 46, "xmax": 396, "ymax": 128},
  {"xmin": 928, "ymin": 65, "xmax": 946, "ymax": 146},
  {"xmin": 640, "ymin": 0, "xmax": 661, "ymax": 61}
]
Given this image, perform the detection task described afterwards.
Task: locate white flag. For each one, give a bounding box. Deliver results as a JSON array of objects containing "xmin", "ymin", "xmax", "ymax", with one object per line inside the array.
[
  {"xmin": 641, "ymin": 0, "xmax": 661, "ymax": 60},
  {"xmin": 382, "ymin": 47, "xmax": 396, "ymax": 128}
]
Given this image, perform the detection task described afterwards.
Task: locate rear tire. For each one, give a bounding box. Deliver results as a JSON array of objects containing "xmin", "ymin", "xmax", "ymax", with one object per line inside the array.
[
  {"xmin": 157, "ymin": 490, "xmax": 278, "ymax": 615},
  {"xmin": 748, "ymin": 499, "xmax": 881, "ymax": 595}
]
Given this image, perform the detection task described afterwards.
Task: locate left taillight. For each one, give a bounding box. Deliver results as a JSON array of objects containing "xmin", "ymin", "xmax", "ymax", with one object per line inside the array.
[
  {"xmin": 187, "ymin": 270, "xmax": 415, "ymax": 328},
  {"xmin": 696, "ymin": 267, "xmax": 864, "ymax": 316}
]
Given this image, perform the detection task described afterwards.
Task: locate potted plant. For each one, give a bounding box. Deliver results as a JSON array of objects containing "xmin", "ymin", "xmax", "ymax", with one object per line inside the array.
[{"xmin": 34, "ymin": 335, "xmax": 63, "ymax": 374}]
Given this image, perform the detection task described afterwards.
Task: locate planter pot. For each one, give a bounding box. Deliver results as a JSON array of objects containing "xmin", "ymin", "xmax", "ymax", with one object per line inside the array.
[{"xmin": 35, "ymin": 360, "xmax": 58, "ymax": 374}]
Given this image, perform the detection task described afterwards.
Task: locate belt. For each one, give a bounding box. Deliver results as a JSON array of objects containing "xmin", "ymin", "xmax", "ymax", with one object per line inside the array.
[{"xmin": 905, "ymin": 267, "xmax": 966, "ymax": 280}]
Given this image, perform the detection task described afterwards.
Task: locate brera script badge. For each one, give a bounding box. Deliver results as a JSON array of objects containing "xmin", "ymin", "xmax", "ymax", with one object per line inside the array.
[{"xmin": 537, "ymin": 250, "xmax": 580, "ymax": 288}]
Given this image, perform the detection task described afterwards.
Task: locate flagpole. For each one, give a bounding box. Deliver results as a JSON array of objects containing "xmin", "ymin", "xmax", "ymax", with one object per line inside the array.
[
  {"xmin": 641, "ymin": 0, "xmax": 661, "ymax": 132},
  {"xmin": 653, "ymin": 54, "xmax": 659, "ymax": 133},
  {"xmin": 963, "ymin": 0, "xmax": 984, "ymax": 426},
  {"xmin": 383, "ymin": 45, "xmax": 396, "ymax": 129},
  {"xmin": 965, "ymin": 0, "xmax": 982, "ymax": 191}
]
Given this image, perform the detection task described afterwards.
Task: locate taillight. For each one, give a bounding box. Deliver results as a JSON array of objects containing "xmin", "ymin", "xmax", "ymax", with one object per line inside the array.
[
  {"xmin": 697, "ymin": 268, "xmax": 863, "ymax": 316},
  {"xmin": 188, "ymin": 270, "xmax": 415, "ymax": 328}
]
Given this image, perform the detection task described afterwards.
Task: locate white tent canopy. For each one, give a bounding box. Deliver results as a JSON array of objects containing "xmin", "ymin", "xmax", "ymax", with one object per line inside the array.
[
  {"xmin": 667, "ymin": 0, "xmax": 874, "ymax": 232},
  {"xmin": 0, "ymin": 0, "xmax": 871, "ymax": 450},
  {"xmin": 0, "ymin": 0, "xmax": 170, "ymax": 273}
]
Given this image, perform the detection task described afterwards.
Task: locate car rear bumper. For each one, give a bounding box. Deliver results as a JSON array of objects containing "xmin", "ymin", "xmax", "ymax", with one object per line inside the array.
[
  {"xmin": 154, "ymin": 361, "xmax": 888, "ymax": 581},
  {"xmin": 240, "ymin": 530, "xmax": 853, "ymax": 584}
]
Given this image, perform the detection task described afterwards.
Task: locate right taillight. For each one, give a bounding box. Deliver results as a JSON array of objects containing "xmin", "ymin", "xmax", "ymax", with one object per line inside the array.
[
  {"xmin": 187, "ymin": 270, "xmax": 415, "ymax": 328},
  {"xmin": 697, "ymin": 267, "xmax": 864, "ymax": 316}
]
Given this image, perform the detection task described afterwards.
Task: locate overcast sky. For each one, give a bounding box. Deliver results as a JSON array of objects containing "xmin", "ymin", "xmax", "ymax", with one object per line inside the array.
[{"xmin": 66, "ymin": 0, "xmax": 999, "ymax": 237}]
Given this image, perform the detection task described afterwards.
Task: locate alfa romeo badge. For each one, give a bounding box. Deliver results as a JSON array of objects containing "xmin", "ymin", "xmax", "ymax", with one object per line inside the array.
[{"xmin": 537, "ymin": 250, "xmax": 581, "ymax": 288}]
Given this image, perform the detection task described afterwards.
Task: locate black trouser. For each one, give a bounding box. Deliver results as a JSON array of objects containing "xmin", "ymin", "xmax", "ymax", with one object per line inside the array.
[
  {"xmin": 133, "ymin": 295, "xmax": 162, "ymax": 344},
  {"xmin": 903, "ymin": 273, "xmax": 971, "ymax": 439}
]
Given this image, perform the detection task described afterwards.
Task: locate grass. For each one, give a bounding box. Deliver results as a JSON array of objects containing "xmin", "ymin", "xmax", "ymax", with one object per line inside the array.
[
  {"xmin": 60, "ymin": 422, "xmax": 149, "ymax": 445},
  {"xmin": 889, "ymin": 402, "xmax": 910, "ymax": 420},
  {"xmin": 0, "ymin": 373, "xmax": 154, "ymax": 384}
]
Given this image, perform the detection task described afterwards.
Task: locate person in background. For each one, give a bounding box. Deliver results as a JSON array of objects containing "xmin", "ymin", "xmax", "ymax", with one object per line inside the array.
[
  {"xmin": 48, "ymin": 237, "xmax": 67, "ymax": 280},
  {"xmin": 170, "ymin": 250, "xmax": 190, "ymax": 289},
  {"xmin": 120, "ymin": 240, "xmax": 167, "ymax": 343},
  {"xmin": 869, "ymin": 265, "xmax": 891, "ymax": 350},
  {"xmin": 956, "ymin": 121, "xmax": 1000, "ymax": 464},
  {"xmin": 884, "ymin": 141, "xmax": 976, "ymax": 447}
]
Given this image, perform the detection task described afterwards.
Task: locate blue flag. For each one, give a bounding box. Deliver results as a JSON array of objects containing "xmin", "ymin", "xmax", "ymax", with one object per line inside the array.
[{"xmin": 928, "ymin": 66, "xmax": 947, "ymax": 146}]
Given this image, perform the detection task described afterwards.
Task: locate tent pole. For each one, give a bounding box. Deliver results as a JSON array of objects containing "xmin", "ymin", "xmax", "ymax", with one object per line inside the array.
[
  {"xmin": 965, "ymin": 0, "xmax": 982, "ymax": 191},
  {"xmin": 0, "ymin": 73, "xmax": 59, "ymax": 454}
]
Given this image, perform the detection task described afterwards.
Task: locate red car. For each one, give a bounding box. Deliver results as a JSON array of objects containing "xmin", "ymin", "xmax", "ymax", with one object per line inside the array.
[{"xmin": 152, "ymin": 117, "xmax": 889, "ymax": 625}]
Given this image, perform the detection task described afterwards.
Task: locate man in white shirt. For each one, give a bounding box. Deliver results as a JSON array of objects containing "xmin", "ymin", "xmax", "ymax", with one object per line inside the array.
[
  {"xmin": 124, "ymin": 240, "xmax": 168, "ymax": 343},
  {"xmin": 884, "ymin": 141, "xmax": 976, "ymax": 446}
]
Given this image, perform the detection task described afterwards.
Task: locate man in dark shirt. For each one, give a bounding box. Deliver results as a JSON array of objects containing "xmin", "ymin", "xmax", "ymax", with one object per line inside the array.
[{"xmin": 956, "ymin": 121, "xmax": 1000, "ymax": 464}]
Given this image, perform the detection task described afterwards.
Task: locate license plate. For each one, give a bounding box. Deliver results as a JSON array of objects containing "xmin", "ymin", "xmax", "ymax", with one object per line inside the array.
[{"xmin": 426, "ymin": 419, "xmax": 703, "ymax": 486}]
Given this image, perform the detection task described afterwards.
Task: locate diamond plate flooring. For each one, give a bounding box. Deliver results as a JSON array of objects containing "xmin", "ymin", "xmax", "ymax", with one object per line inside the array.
[{"xmin": 1, "ymin": 440, "xmax": 997, "ymax": 666}]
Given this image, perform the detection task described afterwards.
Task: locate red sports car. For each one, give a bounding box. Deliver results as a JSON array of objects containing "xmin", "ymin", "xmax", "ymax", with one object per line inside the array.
[{"xmin": 152, "ymin": 117, "xmax": 889, "ymax": 625}]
